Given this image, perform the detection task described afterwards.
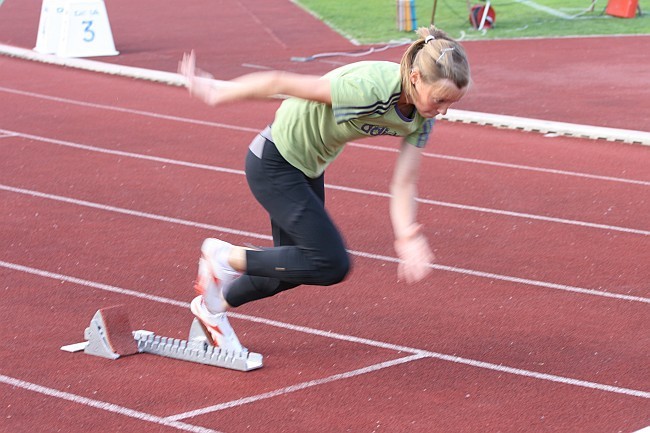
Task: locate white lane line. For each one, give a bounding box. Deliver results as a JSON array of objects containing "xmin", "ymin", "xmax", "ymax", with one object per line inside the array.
[
  {"xmin": 632, "ymin": 427, "xmax": 650, "ymax": 433},
  {"xmin": 233, "ymin": 0, "xmax": 287, "ymax": 49},
  {"xmin": 2, "ymin": 129, "xmax": 649, "ymax": 236},
  {"xmin": 514, "ymin": 0, "xmax": 575, "ymax": 18},
  {"xmin": 2, "ymin": 48, "xmax": 649, "ymax": 144},
  {"xmin": 0, "ymin": 374, "xmax": 220, "ymax": 433},
  {"xmin": 1, "ymin": 87, "xmax": 649, "ymax": 186},
  {"xmin": 0, "ymin": 183, "xmax": 271, "ymax": 240},
  {"xmin": 167, "ymin": 346, "xmax": 650, "ymax": 421},
  {"xmin": 0, "ymin": 260, "xmax": 191, "ymax": 308},
  {"xmin": 165, "ymin": 354, "xmax": 428, "ymax": 421},
  {"xmin": 0, "ymin": 87, "xmax": 260, "ymax": 132},
  {"xmin": 2, "ymin": 260, "xmax": 649, "ymax": 402},
  {"xmin": 1, "ymin": 185, "xmax": 648, "ymax": 304},
  {"xmin": 351, "ymin": 142, "xmax": 650, "ymax": 187},
  {"xmin": 0, "ymin": 128, "xmax": 247, "ymax": 175},
  {"xmin": 330, "ymin": 183, "xmax": 650, "ymax": 236}
]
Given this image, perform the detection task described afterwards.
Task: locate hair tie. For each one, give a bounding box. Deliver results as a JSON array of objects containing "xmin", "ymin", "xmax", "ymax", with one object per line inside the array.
[{"xmin": 424, "ymin": 35, "xmax": 435, "ymax": 44}]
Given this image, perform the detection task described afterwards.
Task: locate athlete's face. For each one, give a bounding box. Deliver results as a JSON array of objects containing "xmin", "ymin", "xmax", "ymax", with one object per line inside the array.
[{"xmin": 410, "ymin": 71, "xmax": 466, "ymax": 118}]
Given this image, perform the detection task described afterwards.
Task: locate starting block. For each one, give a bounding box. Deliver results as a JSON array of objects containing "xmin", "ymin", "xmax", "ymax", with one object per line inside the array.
[{"xmin": 62, "ymin": 305, "xmax": 263, "ymax": 372}]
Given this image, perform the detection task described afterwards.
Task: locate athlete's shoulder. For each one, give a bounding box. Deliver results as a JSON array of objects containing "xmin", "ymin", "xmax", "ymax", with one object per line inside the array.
[
  {"xmin": 325, "ymin": 61, "xmax": 400, "ymax": 80},
  {"xmin": 328, "ymin": 61, "xmax": 402, "ymax": 123}
]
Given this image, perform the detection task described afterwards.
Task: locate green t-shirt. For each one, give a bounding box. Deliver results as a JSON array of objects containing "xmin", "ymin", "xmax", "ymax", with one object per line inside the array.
[{"xmin": 270, "ymin": 61, "xmax": 435, "ymax": 178}]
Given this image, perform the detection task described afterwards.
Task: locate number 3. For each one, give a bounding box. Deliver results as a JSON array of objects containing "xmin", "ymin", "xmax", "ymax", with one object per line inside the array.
[{"xmin": 82, "ymin": 20, "xmax": 95, "ymax": 42}]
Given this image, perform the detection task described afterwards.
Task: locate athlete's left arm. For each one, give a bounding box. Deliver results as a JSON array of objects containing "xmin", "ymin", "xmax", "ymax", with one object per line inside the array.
[{"xmin": 389, "ymin": 141, "xmax": 434, "ymax": 283}]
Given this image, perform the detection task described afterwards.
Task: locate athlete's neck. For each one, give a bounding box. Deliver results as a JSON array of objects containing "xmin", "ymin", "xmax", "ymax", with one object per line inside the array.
[{"xmin": 397, "ymin": 93, "xmax": 415, "ymax": 119}]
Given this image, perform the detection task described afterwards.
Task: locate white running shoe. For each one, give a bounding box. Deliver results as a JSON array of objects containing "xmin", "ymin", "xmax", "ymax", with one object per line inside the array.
[
  {"xmin": 193, "ymin": 257, "xmax": 215, "ymax": 296},
  {"xmin": 200, "ymin": 238, "xmax": 240, "ymax": 290},
  {"xmin": 190, "ymin": 295, "xmax": 244, "ymax": 352},
  {"xmin": 194, "ymin": 257, "xmax": 229, "ymax": 313}
]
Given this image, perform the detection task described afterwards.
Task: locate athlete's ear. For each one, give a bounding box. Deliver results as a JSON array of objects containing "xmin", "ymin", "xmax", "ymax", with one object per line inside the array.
[{"xmin": 410, "ymin": 68, "xmax": 420, "ymax": 86}]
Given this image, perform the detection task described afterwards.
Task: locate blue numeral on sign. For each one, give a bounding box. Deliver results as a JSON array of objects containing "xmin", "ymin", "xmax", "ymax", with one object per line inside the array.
[{"xmin": 82, "ymin": 20, "xmax": 95, "ymax": 42}]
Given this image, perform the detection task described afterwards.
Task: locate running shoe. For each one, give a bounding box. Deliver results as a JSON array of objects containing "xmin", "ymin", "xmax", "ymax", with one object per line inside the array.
[
  {"xmin": 193, "ymin": 257, "xmax": 217, "ymax": 297},
  {"xmin": 200, "ymin": 238, "xmax": 240, "ymax": 290},
  {"xmin": 190, "ymin": 295, "xmax": 244, "ymax": 352}
]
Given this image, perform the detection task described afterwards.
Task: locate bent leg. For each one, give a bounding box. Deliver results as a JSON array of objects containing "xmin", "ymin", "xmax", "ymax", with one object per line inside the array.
[{"xmin": 223, "ymin": 140, "xmax": 350, "ymax": 307}]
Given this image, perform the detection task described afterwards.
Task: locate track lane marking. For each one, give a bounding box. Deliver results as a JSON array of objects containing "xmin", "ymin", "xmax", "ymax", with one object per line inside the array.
[
  {"xmin": 1, "ymin": 87, "xmax": 649, "ymax": 186},
  {"xmin": 165, "ymin": 354, "xmax": 428, "ymax": 421},
  {"xmin": 1, "ymin": 260, "xmax": 648, "ymax": 402},
  {"xmin": 0, "ymin": 374, "xmax": 220, "ymax": 433},
  {"xmin": 351, "ymin": 141, "xmax": 650, "ymax": 187},
  {"xmin": 1, "ymin": 185, "xmax": 648, "ymax": 304},
  {"xmin": 2, "ymin": 129, "xmax": 649, "ymax": 236}
]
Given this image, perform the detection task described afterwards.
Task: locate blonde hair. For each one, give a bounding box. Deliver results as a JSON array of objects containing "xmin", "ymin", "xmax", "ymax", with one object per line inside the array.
[{"xmin": 400, "ymin": 26, "xmax": 471, "ymax": 103}]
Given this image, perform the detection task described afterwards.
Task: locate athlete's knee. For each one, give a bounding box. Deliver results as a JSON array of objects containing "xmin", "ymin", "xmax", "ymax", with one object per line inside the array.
[{"xmin": 318, "ymin": 252, "xmax": 350, "ymax": 285}]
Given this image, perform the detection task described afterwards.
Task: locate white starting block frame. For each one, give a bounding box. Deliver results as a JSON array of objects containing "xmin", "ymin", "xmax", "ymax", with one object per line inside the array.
[
  {"xmin": 62, "ymin": 306, "xmax": 263, "ymax": 372},
  {"xmin": 34, "ymin": 0, "xmax": 118, "ymax": 58}
]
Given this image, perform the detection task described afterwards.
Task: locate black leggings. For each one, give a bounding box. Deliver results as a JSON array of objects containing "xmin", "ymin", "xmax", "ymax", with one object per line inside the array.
[{"xmin": 223, "ymin": 138, "xmax": 351, "ymax": 307}]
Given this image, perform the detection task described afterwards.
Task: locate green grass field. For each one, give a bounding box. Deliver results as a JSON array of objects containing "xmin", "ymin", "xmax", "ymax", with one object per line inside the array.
[{"xmin": 294, "ymin": 0, "xmax": 649, "ymax": 43}]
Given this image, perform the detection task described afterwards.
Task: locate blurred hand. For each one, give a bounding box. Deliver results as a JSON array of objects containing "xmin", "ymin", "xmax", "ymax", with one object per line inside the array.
[
  {"xmin": 394, "ymin": 224, "xmax": 434, "ymax": 283},
  {"xmin": 178, "ymin": 50, "xmax": 215, "ymax": 104}
]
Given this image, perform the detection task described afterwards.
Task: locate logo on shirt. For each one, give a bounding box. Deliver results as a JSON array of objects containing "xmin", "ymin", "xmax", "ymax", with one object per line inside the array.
[{"xmin": 361, "ymin": 123, "xmax": 398, "ymax": 137}]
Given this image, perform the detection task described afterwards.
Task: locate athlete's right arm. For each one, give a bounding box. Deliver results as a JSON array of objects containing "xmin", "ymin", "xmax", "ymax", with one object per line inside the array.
[{"xmin": 179, "ymin": 51, "xmax": 331, "ymax": 106}]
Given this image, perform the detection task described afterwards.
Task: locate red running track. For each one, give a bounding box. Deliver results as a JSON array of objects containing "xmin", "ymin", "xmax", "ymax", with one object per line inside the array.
[
  {"xmin": 1, "ymin": 53, "xmax": 649, "ymax": 433},
  {"xmin": 1, "ymin": 0, "xmax": 650, "ymax": 131},
  {"xmin": 1, "ymin": 1, "xmax": 650, "ymax": 432}
]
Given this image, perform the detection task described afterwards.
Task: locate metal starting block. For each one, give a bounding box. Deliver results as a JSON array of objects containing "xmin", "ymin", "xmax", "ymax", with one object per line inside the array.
[{"xmin": 62, "ymin": 305, "xmax": 263, "ymax": 372}]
